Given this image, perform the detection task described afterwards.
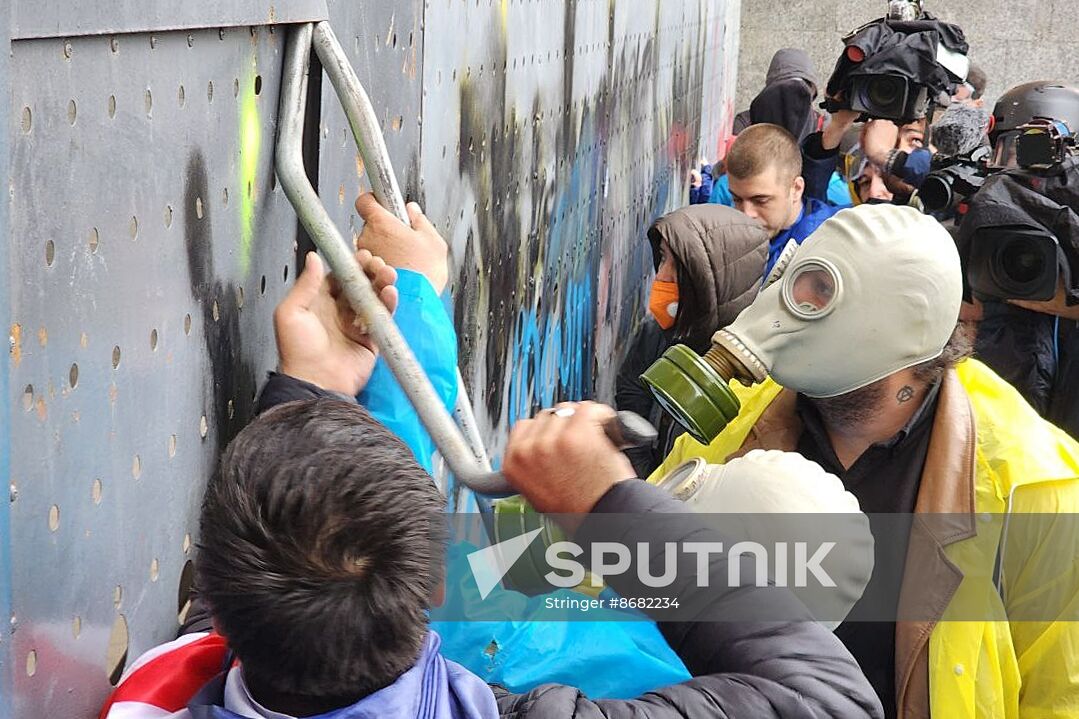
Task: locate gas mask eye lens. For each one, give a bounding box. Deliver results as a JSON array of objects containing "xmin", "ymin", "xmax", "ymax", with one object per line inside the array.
[{"xmin": 784, "ymin": 262, "xmax": 841, "ymax": 319}]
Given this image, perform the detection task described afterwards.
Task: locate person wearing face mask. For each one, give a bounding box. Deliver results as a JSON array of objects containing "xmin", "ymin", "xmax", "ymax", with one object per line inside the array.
[
  {"xmin": 615, "ymin": 204, "xmax": 769, "ymax": 478},
  {"xmin": 646, "ymin": 204, "xmax": 1079, "ymax": 718}
]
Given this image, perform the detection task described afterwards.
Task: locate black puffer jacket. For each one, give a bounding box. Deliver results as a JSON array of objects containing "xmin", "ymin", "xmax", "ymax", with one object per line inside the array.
[{"xmin": 616, "ymin": 205, "xmax": 769, "ymax": 478}]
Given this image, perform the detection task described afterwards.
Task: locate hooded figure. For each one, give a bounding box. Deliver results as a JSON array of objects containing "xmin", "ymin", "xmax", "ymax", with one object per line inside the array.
[
  {"xmin": 734, "ymin": 48, "xmax": 822, "ymax": 140},
  {"xmin": 616, "ymin": 204, "xmax": 769, "ymax": 477}
]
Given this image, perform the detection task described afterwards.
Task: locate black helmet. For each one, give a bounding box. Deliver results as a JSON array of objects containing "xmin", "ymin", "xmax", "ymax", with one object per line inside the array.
[
  {"xmin": 991, "ymin": 81, "xmax": 1079, "ymax": 140},
  {"xmin": 989, "ymin": 82, "xmax": 1079, "ymax": 168}
]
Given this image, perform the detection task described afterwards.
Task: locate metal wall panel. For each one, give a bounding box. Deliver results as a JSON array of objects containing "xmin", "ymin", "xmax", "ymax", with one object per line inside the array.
[
  {"xmin": 5, "ymin": 1, "xmax": 737, "ymax": 714},
  {"xmin": 319, "ymin": 0, "xmax": 425, "ymax": 250},
  {"xmin": 12, "ymin": 1, "xmax": 328, "ymax": 40},
  {"xmin": 8, "ymin": 27, "xmax": 297, "ymax": 716},
  {"xmin": 417, "ymin": 0, "xmax": 738, "ymax": 462}
]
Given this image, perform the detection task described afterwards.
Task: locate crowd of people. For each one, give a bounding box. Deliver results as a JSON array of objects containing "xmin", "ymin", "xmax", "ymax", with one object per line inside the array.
[{"xmin": 97, "ymin": 22, "xmax": 1079, "ymax": 719}]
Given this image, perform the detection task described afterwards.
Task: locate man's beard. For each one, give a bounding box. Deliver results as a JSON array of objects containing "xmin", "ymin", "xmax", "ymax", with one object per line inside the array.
[{"xmin": 809, "ymin": 378, "xmax": 889, "ymax": 432}]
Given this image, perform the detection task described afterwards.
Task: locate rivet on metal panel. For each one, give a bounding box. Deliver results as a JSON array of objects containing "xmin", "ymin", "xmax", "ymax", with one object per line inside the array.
[
  {"xmin": 89, "ymin": 227, "xmax": 100, "ymax": 253},
  {"xmin": 178, "ymin": 84, "xmax": 186, "ymax": 107},
  {"xmin": 113, "ymin": 585, "xmax": 122, "ymax": 608},
  {"xmin": 48, "ymin": 505, "xmax": 59, "ymax": 532},
  {"xmin": 72, "ymin": 615, "xmax": 82, "ymax": 639},
  {"xmin": 219, "ymin": 28, "xmax": 226, "ymax": 41},
  {"xmin": 45, "ymin": 240, "xmax": 55, "ymax": 267},
  {"xmin": 199, "ymin": 415, "xmax": 208, "ymax": 439},
  {"xmin": 67, "ymin": 99, "xmax": 77, "ymax": 125},
  {"xmin": 69, "ymin": 363, "xmax": 79, "ymax": 388},
  {"xmin": 111, "ymin": 345, "xmax": 121, "ymax": 369},
  {"xmin": 110, "ymin": 37, "xmax": 119, "ymax": 53},
  {"xmin": 183, "ymin": 313, "xmax": 192, "ymax": 335},
  {"xmin": 26, "ymin": 650, "xmax": 37, "ymax": 677},
  {"xmin": 259, "ymin": 275, "xmax": 266, "ymax": 295},
  {"xmin": 187, "ymin": 33, "xmax": 195, "ymax": 47},
  {"xmin": 168, "ymin": 434, "xmax": 177, "ymax": 458},
  {"xmin": 150, "ymin": 328, "xmax": 158, "ymax": 351},
  {"xmin": 92, "ymin": 478, "xmax": 102, "ymax": 504},
  {"xmin": 107, "ymin": 94, "xmax": 116, "ymax": 118},
  {"xmin": 63, "ymin": 40, "xmax": 72, "ymax": 59},
  {"xmin": 20, "ymin": 106, "xmax": 31, "ymax": 133},
  {"xmin": 283, "ymin": 264, "xmax": 289, "ymax": 283},
  {"xmin": 211, "ymin": 299, "xmax": 219, "ymax": 322},
  {"xmin": 233, "ymin": 78, "xmax": 239, "ymax": 97},
  {"xmin": 182, "ymin": 533, "xmax": 191, "ymax": 553},
  {"xmin": 21, "ymin": 385, "xmax": 32, "ymax": 411},
  {"xmin": 227, "ymin": 398, "xmax": 235, "ymax": 419},
  {"xmin": 150, "ymin": 558, "xmax": 159, "ymax": 582},
  {"xmin": 164, "ymin": 205, "xmax": 173, "ymax": 228},
  {"xmin": 106, "ymin": 615, "xmax": 129, "ymax": 685},
  {"xmin": 254, "ymin": 75, "xmax": 263, "ymax": 96},
  {"xmin": 144, "ymin": 88, "xmax": 153, "ymax": 116},
  {"xmin": 195, "ymin": 196, "xmax": 204, "ymax": 219},
  {"xmin": 132, "ymin": 454, "xmax": 141, "ymax": 480},
  {"xmin": 236, "ymin": 287, "xmax": 245, "ymax": 309},
  {"xmin": 149, "ymin": 36, "xmax": 157, "ymax": 49},
  {"xmin": 207, "ymin": 80, "xmax": 214, "ymax": 103}
]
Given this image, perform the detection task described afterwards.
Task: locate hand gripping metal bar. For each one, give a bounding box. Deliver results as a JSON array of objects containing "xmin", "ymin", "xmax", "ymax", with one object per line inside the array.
[{"xmin": 275, "ymin": 22, "xmax": 511, "ymax": 495}]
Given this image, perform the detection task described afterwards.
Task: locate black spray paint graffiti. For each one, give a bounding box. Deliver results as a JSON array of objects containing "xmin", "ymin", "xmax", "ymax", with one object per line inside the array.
[
  {"xmin": 183, "ymin": 153, "xmax": 258, "ymax": 453},
  {"xmin": 449, "ymin": 0, "xmax": 708, "ymax": 436}
]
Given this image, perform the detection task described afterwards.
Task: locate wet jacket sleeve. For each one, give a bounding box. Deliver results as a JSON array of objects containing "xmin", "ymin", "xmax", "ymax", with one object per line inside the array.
[
  {"xmin": 493, "ymin": 481, "xmax": 884, "ymax": 719},
  {"xmin": 802, "ymin": 132, "xmax": 840, "ymax": 204},
  {"xmin": 357, "ymin": 269, "xmax": 459, "ymax": 473}
]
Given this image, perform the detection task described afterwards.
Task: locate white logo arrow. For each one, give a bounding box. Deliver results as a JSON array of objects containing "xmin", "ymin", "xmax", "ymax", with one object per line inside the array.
[{"xmin": 467, "ymin": 527, "xmax": 544, "ymax": 599}]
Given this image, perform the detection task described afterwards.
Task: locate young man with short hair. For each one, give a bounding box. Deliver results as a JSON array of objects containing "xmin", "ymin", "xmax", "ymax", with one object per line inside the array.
[{"xmin": 725, "ymin": 123, "xmax": 842, "ymax": 274}]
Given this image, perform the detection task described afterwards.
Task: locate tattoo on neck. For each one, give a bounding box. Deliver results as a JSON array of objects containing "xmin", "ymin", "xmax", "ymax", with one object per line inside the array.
[{"xmin": 896, "ymin": 385, "xmax": 915, "ymax": 404}]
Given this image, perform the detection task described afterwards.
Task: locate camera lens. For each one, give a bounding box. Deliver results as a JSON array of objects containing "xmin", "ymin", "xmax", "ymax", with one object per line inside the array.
[
  {"xmin": 919, "ymin": 174, "xmax": 954, "ymax": 212},
  {"xmin": 998, "ymin": 237, "xmax": 1047, "ymax": 286},
  {"xmin": 868, "ymin": 76, "xmax": 903, "ymax": 108}
]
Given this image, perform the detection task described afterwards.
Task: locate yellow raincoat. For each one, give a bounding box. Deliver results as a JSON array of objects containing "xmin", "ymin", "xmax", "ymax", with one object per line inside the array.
[{"xmin": 649, "ymin": 359, "xmax": 1079, "ymax": 718}]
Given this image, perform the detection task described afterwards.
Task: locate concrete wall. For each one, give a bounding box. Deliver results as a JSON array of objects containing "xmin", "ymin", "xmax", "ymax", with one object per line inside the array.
[{"xmin": 736, "ymin": 1, "xmax": 1079, "ymax": 113}]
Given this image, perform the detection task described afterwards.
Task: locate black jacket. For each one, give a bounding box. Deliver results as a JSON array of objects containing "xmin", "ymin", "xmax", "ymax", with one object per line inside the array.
[
  {"xmin": 975, "ymin": 302, "xmax": 1079, "ymax": 439},
  {"xmin": 195, "ymin": 373, "xmax": 882, "ymax": 718}
]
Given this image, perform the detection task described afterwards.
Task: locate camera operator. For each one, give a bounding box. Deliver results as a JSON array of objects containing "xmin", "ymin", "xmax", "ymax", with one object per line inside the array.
[{"xmin": 958, "ymin": 81, "xmax": 1079, "ymax": 437}]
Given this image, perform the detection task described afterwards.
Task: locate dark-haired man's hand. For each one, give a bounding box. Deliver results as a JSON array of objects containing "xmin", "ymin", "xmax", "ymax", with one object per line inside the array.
[
  {"xmin": 274, "ymin": 250, "xmax": 398, "ymax": 396},
  {"xmin": 355, "ymin": 193, "xmax": 449, "ymax": 294},
  {"xmin": 502, "ymin": 402, "xmax": 636, "ymax": 523}
]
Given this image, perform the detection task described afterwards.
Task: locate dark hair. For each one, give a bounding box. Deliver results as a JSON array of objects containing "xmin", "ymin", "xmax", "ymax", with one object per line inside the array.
[
  {"xmin": 196, "ymin": 399, "xmax": 445, "ymax": 702},
  {"xmin": 967, "ymin": 64, "xmax": 987, "ymax": 100},
  {"xmin": 912, "ymin": 321, "xmax": 975, "ymax": 384},
  {"xmin": 726, "ymin": 124, "xmax": 803, "ymax": 183}
]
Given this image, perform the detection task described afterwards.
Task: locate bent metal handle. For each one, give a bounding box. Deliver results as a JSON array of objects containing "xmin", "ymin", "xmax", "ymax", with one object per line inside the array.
[
  {"xmin": 275, "ymin": 24, "xmax": 656, "ymax": 495},
  {"xmin": 275, "ymin": 23, "xmax": 510, "ymax": 494},
  {"xmin": 308, "ymin": 22, "xmax": 495, "ymax": 478}
]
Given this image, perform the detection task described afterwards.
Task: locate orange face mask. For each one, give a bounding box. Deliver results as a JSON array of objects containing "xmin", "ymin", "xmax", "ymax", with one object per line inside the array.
[{"xmin": 649, "ymin": 281, "xmax": 680, "ymax": 330}]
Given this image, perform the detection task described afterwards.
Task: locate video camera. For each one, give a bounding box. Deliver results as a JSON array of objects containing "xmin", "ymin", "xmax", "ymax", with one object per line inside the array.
[
  {"xmin": 824, "ymin": 4, "xmax": 969, "ymax": 123},
  {"xmin": 919, "ymin": 148, "xmax": 990, "ymax": 214},
  {"xmin": 958, "ymin": 157, "xmax": 1079, "ymax": 302}
]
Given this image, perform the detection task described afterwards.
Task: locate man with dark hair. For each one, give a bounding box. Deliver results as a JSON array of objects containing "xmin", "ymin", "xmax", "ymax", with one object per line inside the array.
[
  {"xmin": 725, "ymin": 123, "xmax": 842, "ymax": 273},
  {"xmin": 100, "ymin": 195, "xmax": 883, "ymax": 719}
]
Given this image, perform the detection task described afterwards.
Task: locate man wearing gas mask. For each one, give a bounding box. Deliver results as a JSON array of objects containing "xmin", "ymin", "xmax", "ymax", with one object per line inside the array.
[
  {"xmin": 643, "ymin": 203, "xmax": 1079, "ymax": 718},
  {"xmin": 958, "ymin": 81, "xmax": 1079, "ymax": 438}
]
